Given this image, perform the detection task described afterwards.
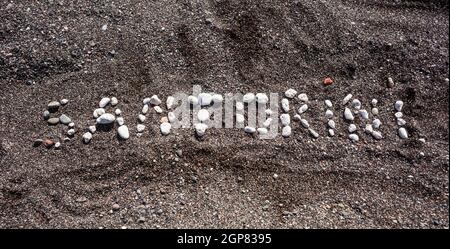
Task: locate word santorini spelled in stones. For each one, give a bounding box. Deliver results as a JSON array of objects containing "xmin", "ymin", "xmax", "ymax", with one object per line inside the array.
[{"xmin": 34, "ymin": 87, "xmax": 413, "ymax": 149}]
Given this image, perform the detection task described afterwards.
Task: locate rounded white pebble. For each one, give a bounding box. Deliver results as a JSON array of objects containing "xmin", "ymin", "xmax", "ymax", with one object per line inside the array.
[
  {"xmin": 280, "ymin": 114, "xmax": 290, "ymax": 126},
  {"xmin": 168, "ymin": 112, "xmax": 177, "ymax": 123},
  {"xmin": 348, "ymin": 124, "xmax": 357, "ymax": 133},
  {"xmin": 197, "ymin": 109, "xmax": 210, "ymax": 122},
  {"xmin": 342, "ymin": 94, "xmax": 353, "ymax": 105},
  {"xmin": 398, "ymin": 127, "xmax": 408, "ymax": 139},
  {"xmin": 83, "ymin": 132, "xmax": 92, "ymax": 143},
  {"xmin": 93, "ymin": 108, "xmax": 105, "ymax": 118},
  {"xmin": 359, "ymin": 109, "xmax": 369, "ymax": 120},
  {"xmin": 236, "ymin": 102, "xmax": 244, "ymax": 111},
  {"xmin": 255, "ymin": 93, "xmax": 268, "ymax": 104},
  {"xmin": 394, "ymin": 112, "xmax": 403, "ymax": 118},
  {"xmin": 67, "ymin": 129, "xmax": 75, "ymax": 136},
  {"xmin": 149, "ymin": 95, "xmax": 162, "ymax": 105},
  {"xmin": 352, "ymin": 99, "xmax": 361, "ymax": 109},
  {"xmin": 298, "ymin": 93, "xmax": 308, "ymax": 102},
  {"xmin": 115, "ymin": 109, "xmax": 122, "ymax": 116},
  {"xmin": 344, "ymin": 108, "xmax": 354, "ymax": 121},
  {"xmin": 199, "ymin": 93, "xmax": 213, "ymax": 106},
  {"xmin": 281, "ymin": 98, "xmax": 289, "ymax": 112},
  {"xmin": 99, "ymin": 97, "xmax": 110, "ymax": 108},
  {"xmin": 364, "ymin": 124, "xmax": 373, "ymax": 134},
  {"xmin": 143, "ymin": 97, "xmax": 151, "ymax": 105},
  {"xmin": 265, "ymin": 109, "xmax": 273, "ymax": 116},
  {"xmin": 284, "ymin": 89, "xmax": 297, "ymax": 99},
  {"xmin": 349, "ymin": 134, "xmax": 359, "ymax": 142},
  {"xmin": 298, "ymin": 104, "xmax": 308, "ymax": 114},
  {"xmin": 300, "ymin": 119, "xmax": 310, "ymax": 128},
  {"xmin": 372, "ymin": 130, "xmax": 382, "ymax": 140},
  {"xmin": 371, "ymin": 99, "xmax": 378, "ymax": 106},
  {"xmin": 371, "ymin": 107, "xmax": 379, "ymax": 115},
  {"xmin": 282, "ymin": 126, "xmax": 292, "ymax": 137},
  {"xmin": 244, "ymin": 126, "xmax": 256, "ymax": 134},
  {"xmin": 373, "ymin": 119, "xmax": 382, "ymax": 129},
  {"xmin": 328, "ymin": 120, "xmax": 336, "ymax": 129},
  {"xmin": 118, "ymin": 125, "xmax": 129, "ymax": 139},
  {"xmin": 309, "ymin": 128, "xmax": 319, "ymax": 138},
  {"xmin": 328, "ymin": 129, "xmax": 335, "ymax": 137},
  {"xmin": 195, "ymin": 123, "xmax": 208, "ymax": 136},
  {"xmin": 61, "ymin": 99, "xmax": 69, "ymax": 105},
  {"xmin": 243, "ymin": 93, "xmax": 255, "ymax": 103},
  {"xmin": 236, "ymin": 114, "xmax": 245, "ymax": 123},
  {"xmin": 116, "ymin": 117, "xmax": 124, "ymax": 126},
  {"xmin": 154, "ymin": 106, "xmax": 163, "ymax": 113},
  {"xmin": 325, "ymin": 109, "xmax": 333, "ymax": 119},
  {"xmin": 212, "ymin": 94, "xmax": 223, "ymax": 104},
  {"xmin": 397, "ymin": 118, "xmax": 406, "ymax": 126},
  {"xmin": 138, "ymin": 114, "xmax": 146, "ymax": 123},
  {"xmin": 142, "ymin": 104, "xmax": 149, "ymax": 114},
  {"xmin": 257, "ymin": 127, "xmax": 268, "ymax": 135},
  {"xmin": 263, "ymin": 118, "xmax": 272, "ymax": 127},
  {"xmin": 325, "ymin": 100, "xmax": 333, "ymax": 108},
  {"xmin": 395, "ymin": 100, "xmax": 404, "ymax": 112},
  {"xmin": 68, "ymin": 122, "xmax": 75, "ymax": 128},
  {"xmin": 88, "ymin": 125, "xmax": 96, "ymax": 133},
  {"xmin": 160, "ymin": 122, "xmax": 171, "ymax": 135},
  {"xmin": 166, "ymin": 96, "xmax": 175, "ymax": 109},
  {"xmin": 96, "ymin": 113, "xmax": 115, "ymax": 124},
  {"xmin": 136, "ymin": 124, "xmax": 145, "ymax": 132},
  {"xmin": 188, "ymin": 96, "xmax": 199, "ymax": 106},
  {"xmin": 111, "ymin": 97, "xmax": 118, "ymax": 106},
  {"xmin": 293, "ymin": 114, "xmax": 301, "ymax": 121}
]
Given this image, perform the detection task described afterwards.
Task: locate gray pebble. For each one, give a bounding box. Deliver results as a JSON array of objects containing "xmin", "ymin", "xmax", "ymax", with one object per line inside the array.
[
  {"xmin": 394, "ymin": 100, "xmax": 404, "ymax": 112},
  {"xmin": 394, "ymin": 112, "xmax": 403, "ymax": 118},
  {"xmin": 48, "ymin": 101, "xmax": 60, "ymax": 110},
  {"xmin": 300, "ymin": 119, "xmax": 310, "ymax": 128},
  {"xmin": 342, "ymin": 94, "xmax": 353, "ymax": 105},
  {"xmin": 398, "ymin": 127, "xmax": 408, "ymax": 139},
  {"xmin": 372, "ymin": 131, "xmax": 383, "ymax": 140},
  {"xmin": 359, "ymin": 109, "xmax": 369, "ymax": 120},
  {"xmin": 43, "ymin": 110, "xmax": 50, "ymax": 120},
  {"xmin": 96, "ymin": 113, "xmax": 115, "ymax": 124},
  {"xmin": 47, "ymin": 117, "xmax": 60, "ymax": 125},
  {"xmin": 59, "ymin": 114, "xmax": 72, "ymax": 125},
  {"xmin": 349, "ymin": 134, "xmax": 359, "ymax": 142},
  {"xmin": 373, "ymin": 119, "xmax": 381, "ymax": 129},
  {"xmin": 308, "ymin": 128, "xmax": 319, "ymax": 138},
  {"xmin": 352, "ymin": 99, "xmax": 361, "ymax": 109},
  {"xmin": 397, "ymin": 118, "xmax": 406, "ymax": 126}
]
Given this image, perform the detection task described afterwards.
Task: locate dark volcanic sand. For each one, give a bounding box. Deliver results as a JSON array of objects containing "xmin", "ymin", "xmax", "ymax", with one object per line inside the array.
[{"xmin": 0, "ymin": 0, "xmax": 448, "ymax": 228}]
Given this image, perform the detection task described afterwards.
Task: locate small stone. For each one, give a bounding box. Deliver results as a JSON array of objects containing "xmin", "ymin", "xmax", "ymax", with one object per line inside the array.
[
  {"xmin": 328, "ymin": 120, "xmax": 336, "ymax": 129},
  {"xmin": 284, "ymin": 89, "xmax": 297, "ymax": 99},
  {"xmin": 365, "ymin": 124, "xmax": 374, "ymax": 134},
  {"xmin": 298, "ymin": 104, "xmax": 308, "ymax": 114},
  {"xmin": 263, "ymin": 118, "xmax": 272, "ymax": 127},
  {"xmin": 93, "ymin": 108, "xmax": 105, "ymax": 118},
  {"xmin": 325, "ymin": 100, "xmax": 333, "ymax": 108},
  {"xmin": 255, "ymin": 93, "xmax": 268, "ymax": 104},
  {"xmin": 387, "ymin": 77, "xmax": 395, "ymax": 88},
  {"xmin": 143, "ymin": 97, "xmax": 151, "ymax": 105},
  {"xmin": 373, "ymin": 119, "xmax": 382, "ymax": 129},
  {"xmin": 168, "ymin": 112, "xmax": 177, "ymax": 123},
  {"xmin": 136, "ymin": 124, "xmax": 145, "ymax": 132},
  {"xmin": 160, "ymin": 117, "xmax": 168, "ymax": 123},
  {"xmin": 110, "ymin": 97, "xmax": 118, "ymax": 106},
  {"xmin": 138, "ymin": 114, "xmax": 146, "ymax": 123},
  {"xmin": 348, "ymin": 124, "xmax": 357, "ymax": 133},
  {"xmin": 112, "ymin": 203, "xmax": 120, "ymax": 211},
  {"xmin": 68, "ymin": 122, "xmax": 75, "ymax": 128},
  {"xmin": 236, "ymin": 113, "xmax": 245, "ymax": 123},
  {"xmin": 359, "ymin": 109, "xmax": 369, "ymax": 120},
  {"xmin": 398, "ymin": 127, "xmax": 408, "ymax": 139},
  {"xmin": 67, "ymin": 129, "xmax": 75, "ymax": 136},
  {"xmin": 188, "ymin": 96, "xmax": 199, "ymax": 106},
  {"xmin": 349, "ymin": 134, "xmax": 359, "ymax": 142},
  {"xmin": 99, "ymin": 97, "xmax": 111, "ymax": 108},
  {"xmin": 48, "ymin": 101, "xmax": 61, "ymax": 110},
  {"xmin": 328, "ymin": 129, "xmax": 335, "ymax": 136},
  {"xmin": 149, "ymin": 95, "xmax": 162, "ymax": 105},
  {"xmin": 96, "ymin": 113, "xmax": 115, "ymax": 124},
  {"xmin": 282, "ymin": 126, "xmax": 292, "ymax": 137},
  {"xmin": 300, "ymin": 119, "xmax": 310, "ymax": 128},
  {"xmin": 33, "ymin": 139, "xmax": 43, "ymax": 147},
  {"xmin": 197, "ymin": 109, "xmax": 210, "ymax": 122},
  {"xmin": 323, "ymin": 77, "xmax": 334, "ymax": 85},
  {"xmin": 59, "ymin": 114, "xmax": 72, "ymax": 125},
  {"xmin": 101, "ymin": 24, "xmax": 108, "ymax": 31},
  {"xmin": 212, "ymin": 94, "xmax": 223, "ymax": 104},
  {"xmin": 43, "ymin": 139, "xmax": 54, "ymax": 148},
  {"xmin": 236, "ymin": 102, "xmax": 244, "ymax": 111},
  {"xmin": 115, "ymin": 109, "xmax": 122, "ymax": 116},
  {"xmin": 257, "ymin": 127, "xmax": 268, "ymax": 135},
  {"xmin": 371, "ymin": 107, "xmax": 379, "ymax": 115},
  {"xmin": 397, "ymin": 118, "xmax": 406, "ymax": 126},
  {"xmin": 43, "ymin": 110, "xmax": 50, "ymax": 120},
  {"xmin": 116, "ymin": 117, "xmax": 124, "ymax": 126},
  {"xmin": 166, "ymin": 96, "xmax": 175, "ymax": 109},
  {"xmin": 199, "ymin": 93, "xmax": 213, "ymax": 106},
  {"xmin": 273, "ymin": 173, "xmax": 279, "ymax": 179},
  {"xmin": 154, "ymin": 106, "xmax": 163, "ymax": 113},
  {"xmin": 280, "ymin": 114, "xmax": 290, "ymax": 126},
  {"xmin": 394, "ymin": 100, "xmax": 404, "ymax": 112},
  {"xmin": 243, "ymin": 93, "xmax": 255, "ymax": 103},
  {"xmin": 47, "ymin": 117, "xmax": 60, "ymax": 125},
  {"xmin": 327, "ymin": 120, "xmax": 336, "ymax": 129},
  {"xmin": 281, "ymin": 98, "xmax": 289, "ymax": 112},
  {"xmin": 309, "ymin": 128, "xmax": 319, "ymax": 138},
  {"xmin": 88, "ymin": 126, "xmax": 96, "ymax": 133},
  {"xmin": 82, "ymin": 132, "xmax": 92, "ymax": 143},
  {"xmin": 195, "ymin": 123, "xmax": 208, "ymax": 136},
  {"xmin": 265, "ymin": 109, "xmax": 273, "ymax": 116},
  {"xmin": 352, "ymin": 99, "xmax": 361, "ymax": 109},
  {"xmin": 142, "ymin": 104, "xmax": 149, "ymax": 114},
  {"xmin": 394, "ymin": 112, "xmax": 403, "ymax": 118},
  {"xmin": 60, "ymin": 99, "xmax": 69, "ymax": 105},
  {"xmin": 160, "ymin": 122, "xmax": 171, "ymax": 135},
  {"xmin": 372, "ymin": 130, "xmax": 383, "ymax": 140},
  {"xmin": 244, "ymin": 126, "xmax": 256, "ymax": 134},
  {"xmin": 325, "ymin": 110, "xmax": 333, "ymax": 119},
  {"xmin": 371, "ymin": 99, "xmax": 378, "ymax": 106},
  {"xmin": 293, "ymin": 114, "xmax": 301, "ymax": 121},
  {"xmin": 419, "ymin": 138, "xmax": 426, "ymax": 143},
  {"xmin": 76, "ymin": 197, "xmax": 87, "ymax": 203},
  {"xmin": 344, "ymin": 108, "xmax": 354, "ymax": 121},
  {"xmin": 298, "ymin": 93, "xmax": 309, "ymax": 102},
  {"xmin": 342, "ymin": 94, "xmax": 353, "ymax": 105},
  {"xmin": 117, "ymin": 125, "xmax": 130, "ymax": 139},
  {"xmin": 64, "ymin": 137, "xmax": 71, "ymax": 142},
  {"xmin": 54, "ymin": 142, "xmax": 61, "ymax": 149}
]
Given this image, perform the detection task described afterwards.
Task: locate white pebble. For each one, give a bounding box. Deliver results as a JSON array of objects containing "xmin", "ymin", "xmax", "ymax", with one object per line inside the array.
[
  {"xmin": 371, "ymin": 99, "xmax": 378, "ymax": 106},
  {"xmin": 342, "ymin": 94, "xmax": 353, "ymax": 105},
  {"xmin": 154, "ymin": 106, "xmax": 163, "ymax": 113},
  {"xmin": 280, "ymin": 114, "xmax": 290, "ymax": 126},
  {"xmin": 352, "ymin": 99, "xmax": 361, "ymax": 109},
  {"xmin": 67, "ymin": 129, "xmax": 75, "ymax": 136},
  {"xmin": 395, "ymin": 100, "xmax": 404, "ymax": 112},
  {"xmin": 160, "ymin": 122, "xmax": 171, "ymax": 135},
  {"xmin": 68, "ymin": 122, "xmax": 75, "ymax": 128},
  {"xmin": 284, "ymin": 89, "xmax": 297, "ymax": 99},
  {"xmin": 83, "ymin": 132, "xmax": 92, "ymax": 143},
  {"xmin": 328, "ymin": 120, "xmax": 336, "ymax": 129},
  {"xmin": 373, "ymin": 119, "xmax": 382, "ymax": 129},
  {"xmin": 244, "ymin": 126, "xmax": 256, "ymax": 134},
  {"xmin": 212, "ymin": 94, "xmax": 223, "ymax": 104},
  {"xmin": 263, "ymin": 118, "xmax": 272, "ymax": 127},
  {"xmin": 300, "ymin": 119, "xmax": 309, "ymax": 128},
  {"xmin": 199, "ymin": 93, "xmax": 213, "ymax": 106},
  {"xmin": 325, "ymin": 110, "xmax": 333, "ymax": 119},
  {"xmin": 364, "ymin": 124, "xmax": 373, "ymax": 134},
  {"xmin": 265, "ymin": 109, "xmax": 273, "ymax": 116},
  {"xmin": 166, "ymin": 96, "xmax": 175, "ymax": 109},
  {"xmin": 138, "ymin": 114, "xmax": 146, "ymax": 123},
  {"xmin": 293, "ymin": 114, "xmax": 301, "ymax": 121},
  {"xmin": 372, "ymin": 130, "xmax": 382, "ymax": 140},
  {"xmin": 116, "ymin": 117, "xmax": 124, "ymax": 126},
  {"xmin": 188, "ymin": 96, "xmax": 199, "ymax": 106},
  {"xmin": 197, "ymin": 109, "xmax": 210, "ymax": 122},
  {"xmin": 282, "ymin": 126, "xmax": 292, "ymax": 137},
  {"xmin": 110, "ymin": 97, "xmax": 118, "ymax": 106},
  {"xmin": 298, "ymin": 104, "xmax": 308, "ymax": 114},
  {"xmin": 394, "ymin": 112, "xmax": 403, "ymax": 118},
  {"xmin": 309, "ymin": 128, "xmax": 319, "ymax": 138},
  {"xmin": 236, "ymin": 102, "xmax": 244, "ymax": 111},
  {"xmin": 143, "ymin": 97, "xmax": 151, "ymax": 105},
  {"xmin": 236, "ymin": 114, "xmax": 245, "ymax": 123},
  {"xmin": 344, "ymin": 108, "xmax": 354, "ymax": 121},
  {"xmin": 93, "ymin": 108, "xmax": 105, "ymax": 118},
  {"xmin": 54, "ymin": 142, "xmax": 61, "ymax": 149},
  {"xmin": 117, "ymin": 125, "xmax": 129, "ymax": 139},
  {"xmin": 243, "ymin": 93, "xmax": 255, "ymax": 103},
  {"xmin": 359, "ymin": 109, "xmax": 369, "ymax": 120},
  {"xmin": 298, "ymin": 93, "xmax": 308, "ymax": 102},
  {"xmin": 398, "ymin": 127, "xmax": 408, "ymax": 139},
  {"xmin": 195, "ymin": 123, "xmax": 208, "ymax": 136},
  {"xmin": 88, "ymin": 125, "xmax": 96, "ymax": 133},
  {"xmin": 168, "ymin": 112, "xmax": 177, "ymax": 123},
  {"xmin": 348, "ymin": 124, "xmax": 357, "ymax": 133},
  {"xmin": 325, "ymin": 100, "xmax": 333, "ymax": 108},
  {"xmin": 397, "ymin": 118, "xmax": 406, "ymax": 126},
  {"xmin": 349, "ymin": 134, "xmax": 359, "ymax": 142},
  {"xmin": 371, "ymin": 107, "xmax": 379, "ymax": 115},
  {"xmin": 328, "ymin": 129, "xmax": 335, "ymax": 137},
  {"xmin": 99, "ymin": 97, "xmax": 111, "ymax": 108},
  {"xmin": 281, "ymin": 98, "xmax": 289, "ymax": 112},
  {"xmin": 60, "ymin": 99, "xmax": 69, "ymax": 105},
  {"xmin": 255, "ymin": 93, "xmax": 268, "ymax": 104},
  {"xmin": 96, "ymin": 113, "xmax": 115, "ymax": 124},
  {"xmin": 257, "ymin": 128, "xmax": 268, "ymax": 135},
  {"xmin": 149, "ymin": 95, "xmax": 162, "ymax": 105},
  {"xmin": 142, "ymin": 104, "xmax": 149, "ymax": 114},
  {"xmin": 115, "ymin": 109, "xmax": 122, "ymax": 116},
  {"xmin": 136, "ymin": 124, "xmax": 145, "ymax": 132}
]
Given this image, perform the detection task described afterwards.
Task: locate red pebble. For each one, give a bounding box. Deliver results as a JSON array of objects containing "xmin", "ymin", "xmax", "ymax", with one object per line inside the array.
[{"xmin": 323, "ymin": 77, "xmax": 333, "ymax": 85}]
